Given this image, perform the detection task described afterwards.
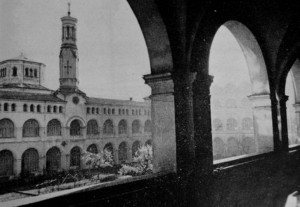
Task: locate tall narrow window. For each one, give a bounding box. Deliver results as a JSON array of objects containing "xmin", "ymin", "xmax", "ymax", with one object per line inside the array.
[
  {"xmin": 118, "ymin": 142, "xmax": 127, "ymax": 164},
  {"xmin": 23, "ymin": 104, "xmax": 28, "ymax": 112},
  {"xmin": 46, "ymin": 147, "xmax": 61, "ymax": 172},
  {"xmin": 30, "ymin": 69, "xmax": 33, "ymax": 77},
  {"xmin": 34, "ymin": 69, "xmax": 37, "ymax": 78},
  {"xmin": 70, "ymin": 147, "xmax": 81, "ymax": 168},
  {"xmin": 25, "ymin": 68, "xmax": 29, "ymax": 77},
  {"xmin": 4, "ymin": 103, "xmax": 8, "ymax": 111},
  {"xmin": 37, "ymin": 105, "xmax": 41, "ymax": 113},
  {"xmin": 0, "ymin": 150, "xmax": 14, "ymax": 176},
  {"xmin": 11, "ymin": 104, "xmax": 16, "ymax": 112},
  {"xmin": 30, "ymin": 104, "xmax": 34, "ymax": 112},
  {"xmin": 22, "ymin": 148, "xmax": 39, "ymax": 173},
  {"xmin": 12, "ymin": 67, "xmax": 17, "ymax": 76}
]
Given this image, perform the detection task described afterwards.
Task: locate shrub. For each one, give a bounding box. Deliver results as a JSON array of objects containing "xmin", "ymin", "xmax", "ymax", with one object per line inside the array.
[{"xmin": 119, "ymin": 144, "xmax": 153, "ymax": 176}]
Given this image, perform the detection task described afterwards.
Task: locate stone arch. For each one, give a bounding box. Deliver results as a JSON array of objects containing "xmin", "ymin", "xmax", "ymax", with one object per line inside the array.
[
  {"xmin": 0, "ymin": 150, "xmax": 14, "ymax": 176},
  {"xmin": 46, "ymin": 147, "xmax": 61, "ymax": 172},
  {"xmin": 118, "ymin": 119, "xmax": 128, "ymax": 135},
  {"xmin": 87, "ymin": 144, "xmax": 98, "ymax": 154},
  {"xmin": 0, "ymin": 118, "xmax": 14, "ymax": 138},
  {"xmin": 70, "ymin": 146, "xmax": 81, "ymax": 168},
  {"xmin": 118, "ymin": 142, "xmax": 128, "ymax": 164},
  {"xmin": 103, "ymin": 119, "xmax": 114, "ymax": 135},
  {"xmin": 47, "ymin": 119, "xmax": 62, "ymax": 136},
  {"xmin": 23, "ymin": 119, "xmax": 39, "ymax": 137},
  {"xmin": 132, "ymin": 140, "xmax": 141, "ymax": 158},
  {"xmin": 87, "ymin": 119, "xmax": 99, "ymax": 135},
  {"xmin": 213, "ymin": 137, "xmax": 225, "ymax": 160},
  {"xmin": 21, "ymin": 148, "xmax": 39, "ymax": 174},
  {"xmin": 144, "ymin": 120, "xmax": 152, "ymax": 133},
  {"xmin": 132, "ymin": 119, "xmax": 141, "ymax": 134}
]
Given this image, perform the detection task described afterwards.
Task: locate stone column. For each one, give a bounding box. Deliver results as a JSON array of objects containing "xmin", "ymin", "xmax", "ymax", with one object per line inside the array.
[
  {"xmin": 248, "ymin": 94, "xmax": 274, "ymax": 153},
  {"xmin": 15, "ymin": 157, "xmax": 22, "ymax": 176},
  {"xmin": 144, "ymin": 72, "xmax": 176, "ymax": 173}
]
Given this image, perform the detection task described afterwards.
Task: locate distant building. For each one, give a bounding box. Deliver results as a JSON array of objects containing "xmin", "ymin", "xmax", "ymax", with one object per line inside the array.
[{"xmin": 0, "ymin": 8, "xmax": 151, "ymax": 177}]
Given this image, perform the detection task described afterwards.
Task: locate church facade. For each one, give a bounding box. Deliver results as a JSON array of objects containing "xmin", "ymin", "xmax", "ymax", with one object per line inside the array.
[{"xmin": 0, "ymin": 9, "xmax": 151, "ymax": 177}]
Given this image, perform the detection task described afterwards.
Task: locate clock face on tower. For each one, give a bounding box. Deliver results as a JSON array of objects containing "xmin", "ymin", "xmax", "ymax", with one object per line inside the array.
[{"xmin": 72, "ymin": 96, "xmax": 79, "ymax": 104}]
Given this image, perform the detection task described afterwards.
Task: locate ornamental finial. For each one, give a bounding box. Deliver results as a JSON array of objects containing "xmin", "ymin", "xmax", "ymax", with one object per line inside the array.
[{"xmin": 68, "ymin": 3, "xmax": 71, "ymax": 16}]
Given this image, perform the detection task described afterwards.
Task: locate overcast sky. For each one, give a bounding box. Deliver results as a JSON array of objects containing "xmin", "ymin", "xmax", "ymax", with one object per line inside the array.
[{"xmin": 0, "ymin": 0, "xmax": 270, "ymax": 101}]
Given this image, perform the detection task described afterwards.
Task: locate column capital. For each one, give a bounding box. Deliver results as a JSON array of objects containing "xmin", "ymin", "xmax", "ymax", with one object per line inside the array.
[
  {"xmin": 143, "ymin": 72, "xmax": 174, "ymax": 97},
  {"xmin": 278, "ymin": 94, "xmax": 289, "ymax": 104},
  {"xmin": 248, "ymin": 93, "xmax": 271, "ymax": 108}
]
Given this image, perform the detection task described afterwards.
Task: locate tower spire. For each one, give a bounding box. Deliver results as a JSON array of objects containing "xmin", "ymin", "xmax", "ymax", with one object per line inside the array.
[{"xmin": 68, "ymin": 2, "xmax": 71, "ymax": 16}]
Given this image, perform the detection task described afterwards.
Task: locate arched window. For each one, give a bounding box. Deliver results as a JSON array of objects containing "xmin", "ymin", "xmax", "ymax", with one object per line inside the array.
[
  {"xmin": 12, "ymin": 67, "xmax": 17, "ymax": 76},
  {"xmin": 132, "ymin": 110, "xmax": 134, "ymax": 115},
  {"xmin": 59, "ymin": 106, "xmax": 63, "ymax": 113},
  {"xmin": 108, "ymin": 108, "xmax": 111, "ymax": 114},
  {"xmin": 242, "ymin": 117, "xmax": 253, "ymax": 130},
  {"xmin": 126, "ymin": 109, "xmax": 129, "ymax": 115},
  {"xmin": 25, "ymin": 68, "xmax": 29, "ymax": 77},
  {"xmin": 47, "ymin": 105, "xmax": 51, "ymax": 113},
  {"xmin": 30, "ymin": 104, "xmax": 34, "ymax": 112},
  {"xmin": 103, "ymin": 119, "xmax": 114, "ymax": 135},
  {"xmin": 34, "ymin": 69, "xmax": 37, "ymax": 78},
  {"xmin": 47, "ymin": 119, "xmax": 62, "ymax": 136},
  {"xmin": 92, "ymin": 107, "xmax": 95, "ymax": 114},
  {"xmin": 0, "ymin": 119, "xmax": 14, "ymax": 138},
  {"xmin": 132, "ymin": 141, "xmax": 141, "ymax": 158},
  {"xmin": 226, "ymin": 118, "xmax": 238, "ymax": 131},
  {"xmin": 23, "ymin": 119, "xmax": 39, "ymax": 137},
  {"xmin": 144, "ymin": 120, "xmax": 152, "ymax": 133},
  {"xmin": 241, "ymin": 137, "xmax": 256, "ymax": 154},
  {"xmin": 70, "ymin": 147, "xmax": 81, "ymax": 168},
  {"xmin": 227, "ymin": 137, "xmax": 240, "ymax": 157},
  {"xmin": 53, "ymin": 106, "xmax": 57, "ymax": 113},
  {"xmin": 118, "ymin": 120, "xmax": 127, "ymax": 135},
  {"xmin": 119, "ymin": 109, "xmax": 121, "ymax": 115},
  {"xmin": 30, "ymin": 69, "xmax": 33, "ymax": 77},
  {"xmin": 22, "ymin": 148, "xmax": 39, "ymax": 173},
  {"xmin": 112, "ymin": 108, "xmax": 115, "ymax": 115},
  {"xmin": 132, "ymin": 120, "xmax": 140, "ymax": 134},
  {"xmin": 87, "ymin": 144, "xmax": 98, "ymax": 154},
  {"xmin": 96, "ymin": 108, "xmax": 99, "ymax": 114},
  {"xmin": 103, "ymin": 108, "xmax": 106, "ymax": 114},
  {"xmin": 213, "ymin": 137, "xmax": 225, "ymax": 160},
  {"xmin": 87, "ymin": 119, "xmax": 98, "ymax": 135},
  {"xmin": 11, "ymin": 103, "xmax": 16, "ymax": 112},
  {"xmin": 37, "ymin": 105, "xmax": 41, "ymax": 113},
  {"xmin": 103, "ymin": 143, "xmax": 114, "ymax": 160},
  {"xmin": 118, "ymin": 142, "xmax": 127, "ymax": 163},
  {"xmin": 213, "ymin": 119, "xmax": 223, "ymax": 131},
  {"xmin": 87, "ymin": 107, "xmax": 90, "ymax": 114},
  {"xmin": 0, "ymin": 150, "xmax": 14, "ymax": 176},
  {"xmin": 4, "ymin": 103, "xmax": 8, "ymax": 111},
  {"xmin": 23, "ymin": 104, "xmax": 28, "ymax": 112},
  {"xmin": 46, "ymin": 147, "xmax": 61, "ymax": 172},
  {"xmin": 70, "ymin": 120, "xmax": 82, "ymax": 136}
]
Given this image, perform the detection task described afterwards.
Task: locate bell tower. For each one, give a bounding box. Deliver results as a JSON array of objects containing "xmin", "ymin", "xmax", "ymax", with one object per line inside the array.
[{"xmin": 59, "ymin": 3, "xmax": 79, "ymax": 89}]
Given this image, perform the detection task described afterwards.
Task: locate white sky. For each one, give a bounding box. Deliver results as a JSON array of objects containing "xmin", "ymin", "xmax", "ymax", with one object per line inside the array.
[{"xmin": 0, "ymin": 1, "xmax": 256, "ymax": 101}]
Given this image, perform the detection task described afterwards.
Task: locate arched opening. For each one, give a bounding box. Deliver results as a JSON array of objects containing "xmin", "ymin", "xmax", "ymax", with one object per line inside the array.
[
  {"xmin": 46, "ymin": 147, "xmax": 61, "ymax": 172},
  {"xmin": 0, "ymin": 150, "xmax": 14, "ymax": 176},
  {"xmin": 132, "ymin": 119, "xmax": 140, "ymax": 134},
  {"xmin": 87, "ymin": 119, "xmax": 99, "ymax": 135},
  {"xmin": 118, "ymin": 142, "xmax": 128, "ymax": 163},
  {"xmin": 209, "ymin": 22, "xmax": 271, "ymax": 161},
  {"xmin": 70, "ymin": 147, "xmax": 81, "ymax": 168},
  {"xmin": 144, "ymin": 120, "xmax": 152, "ymax": 133},
  {"xmin": 103, "ymin": 119, "xmax": 114, "ymax": 135},
  {"xmin": 132, "ymin": 140, "xmax": 141, "ymax": 158},
  {"xmin": 12, "ymin": 67, "xmax": 17, "ymax": 76},
  {"xmin": 0, "ymin": 119, "xmax": 14, "ymax": 138},
  {"xmin": 30, "ymin": 104, "xmax": 34, "ymax": 112},
  {"xmin": 103, "ymin": 143, "xmax": 114, "ymax": 161},
  {"xmin": 87, "ymin": 144, "xmax": 98, "ymax": 154},
  {"xmin": 22, "ymin": 148, "xmax": 39, "ymax": 174},
  {"xmin": 11, "ymin": 103, "xmax": 16, "ymax": 112},
  {"xmin": 213, "ymin": 137, "xmax": 225, "ymax": 160},
  {"xmin": 285, "ymin": 59, "xmax": 300, "ymax": 146},
  {"xmin": 47, "ymin": 119, "xmax": 62, "ymax": 136},
  {"xmin": 23, "ymin": 104, "xmax": 28, "ymax": 112},
  {"xmin": 70, "ymin": 119, "xmax": 82, "ymax": 136},
  {"xmin": 118, "ymin": 119, "xmax": 127, "ymax": 135},
  {"xmin": 23, "ymin": 119, "xmax": 39, "ymax": 137}
]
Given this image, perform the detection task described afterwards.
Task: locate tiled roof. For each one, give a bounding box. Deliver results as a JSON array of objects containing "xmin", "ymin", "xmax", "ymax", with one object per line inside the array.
[
  {"xmin": 0, "ymin": 91, "xmax": 65, "ymax": 102},
  {"xmin": 0, "ymin": 83, "xmax": 51, "ymax": 91},
  {"xmin": 87, "ymin": 97, "xmax": 150, "ymax": 106}
]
